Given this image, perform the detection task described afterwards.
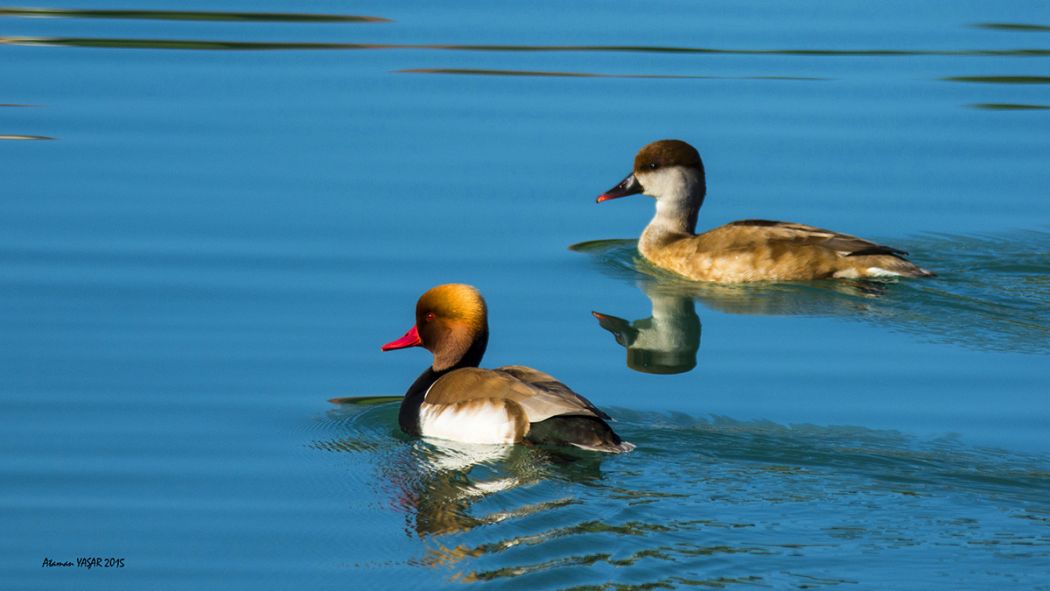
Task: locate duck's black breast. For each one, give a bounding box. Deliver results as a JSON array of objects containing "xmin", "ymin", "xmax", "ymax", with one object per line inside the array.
[{"xmin": 398, "ymin": 367, "xmax": 442, "ymax": 435}]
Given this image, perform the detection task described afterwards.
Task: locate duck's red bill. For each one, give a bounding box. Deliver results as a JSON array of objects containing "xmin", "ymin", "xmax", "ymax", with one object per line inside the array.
[{"xmin": 381, "ymin": 325, "xmax": 422, "ymax": 351}]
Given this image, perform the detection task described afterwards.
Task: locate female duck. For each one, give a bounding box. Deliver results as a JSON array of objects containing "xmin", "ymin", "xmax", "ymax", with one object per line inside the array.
[
  {"xmin": 597, "ymin": 139, "xmax": 934, "ymax": 282},
  {"xmin": 382, "ymin": 284, "xmax": 634, "ymax": 453}
]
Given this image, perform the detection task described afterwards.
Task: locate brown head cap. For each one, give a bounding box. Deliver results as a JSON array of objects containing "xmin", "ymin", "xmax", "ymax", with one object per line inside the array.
[{"xmin": 633, "ymin": 139, "xmax": 704, "ymax": 174}]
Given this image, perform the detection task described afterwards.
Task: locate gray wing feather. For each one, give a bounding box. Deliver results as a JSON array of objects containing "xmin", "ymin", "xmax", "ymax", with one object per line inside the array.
[{"xmin": 729, "ymin": 219, "xmax": 909, "ymax": 260}]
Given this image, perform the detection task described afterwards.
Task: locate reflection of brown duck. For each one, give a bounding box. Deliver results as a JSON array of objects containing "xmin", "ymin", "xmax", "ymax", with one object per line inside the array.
[
  {"xmin": 592, "ymin": 282, "xmax": 700, "ymax": 374},
  {"xmin": 597, "ymin": 139, "xmax": 934, "ymax": 282},
  {"xmin": 382, "ymin": 284, "xmax": 633, "ymax": 452}
]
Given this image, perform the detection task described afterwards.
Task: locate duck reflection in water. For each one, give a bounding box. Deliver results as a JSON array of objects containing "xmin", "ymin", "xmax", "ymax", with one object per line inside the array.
[
  {"xmin": 572, "ymin": 239, "xmax": 896, "ymax": 374},
  {"xmin": 384, "ymin": 440, "xmax": 605, "ymax": 541},
  {"xmin": 573, "ymin": 230, "xmax": 1050, "ymax": 356},
  {"xmin": 319, "ymin": 400, "xmax": 606, "ymax": 539},
  {"xmin": 592, "ymin": 280, "xmax": 701, "ymax": 375}
]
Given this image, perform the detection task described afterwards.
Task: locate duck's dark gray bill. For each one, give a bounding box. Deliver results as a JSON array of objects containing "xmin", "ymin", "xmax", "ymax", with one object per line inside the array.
[{"xmin": 597, "ymin": 173, "xmax": 642, "ymax": 202}]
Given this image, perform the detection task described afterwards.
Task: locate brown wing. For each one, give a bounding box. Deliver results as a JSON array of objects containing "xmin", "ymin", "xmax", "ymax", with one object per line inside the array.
[
  {"xmin": 494, "ymin": 366, "xmax": 611, "ymax": 420},
  {"xmin": 425, "ymin": 366, "xmax": 606, "ymax": 423},
  {"xmin": 727, "ymin": 220, "xmax": 909, "ymax": 259}
]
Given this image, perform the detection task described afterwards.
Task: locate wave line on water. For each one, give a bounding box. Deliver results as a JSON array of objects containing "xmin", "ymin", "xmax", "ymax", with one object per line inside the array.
[
  {"xmin": 2, "ymin": 36, "xmax": 1048, "ymax": 57},
  {"xmin": 0, "ymin": 134, "xmax": 54, "ymax": 140},
  {"xmin": 974, "ymin": 22, "xmax": 1050, "ymax": 33},
  {"xmin": 972, "ymin": 102, "xmax": 1050, "ymax": 110},
  {"xmin": 398, "ymin": 68, "xmax": 826, "ymax": 80},
  {"xmin": 946, "ymin": 75, "xmax": 1050, "ymax": 84},
  {"xmin": 312, "ymin": 403, "xmax": 1050, "ymax": 589}
]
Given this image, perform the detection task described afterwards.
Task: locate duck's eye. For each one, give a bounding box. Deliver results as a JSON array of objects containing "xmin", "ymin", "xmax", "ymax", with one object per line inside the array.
[
  {"xmin": 424, "ymin": 312, "xmax": 435, "ymax": 322},
  {"xmin": 647, "ymin": 162, "xmax": 658, "ymax": 170}
]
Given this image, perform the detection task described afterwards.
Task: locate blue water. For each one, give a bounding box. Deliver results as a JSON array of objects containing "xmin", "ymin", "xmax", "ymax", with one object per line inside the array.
[{"xmin": 2, "ymin": 2, "xmax": 1049, "ymax": 589}]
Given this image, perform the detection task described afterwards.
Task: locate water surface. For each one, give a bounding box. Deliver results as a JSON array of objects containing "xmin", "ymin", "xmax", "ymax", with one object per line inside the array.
[{"xmin": 2, "ymin": 2, "xmax": 1048, "ymax": 589}]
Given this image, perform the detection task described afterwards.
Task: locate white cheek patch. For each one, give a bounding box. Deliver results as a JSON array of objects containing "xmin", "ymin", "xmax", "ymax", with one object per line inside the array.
[
  {"xmin": 642, "ymin": 166, "xmax": 704, "ymax": 234},
  {"xmin": 641, "ymin": 168, "xmax": 687, "ymax": 201},
  {"xmin": 419, "ymin": 401, "xmax": 522, "ymax": 445}
]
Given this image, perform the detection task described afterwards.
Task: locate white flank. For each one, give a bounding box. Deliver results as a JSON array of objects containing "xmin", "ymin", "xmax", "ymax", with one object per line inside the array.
[
  {"xmin": 832, "ymin": 268, "xmax": 861, "ymax": 279},
  {"xmin": 419, "ymin": 402, "xmax": 520, "ymax": 445},
  {"xmin": 866, "ymin": 267, "xmax": 903, "ymax": 277}
]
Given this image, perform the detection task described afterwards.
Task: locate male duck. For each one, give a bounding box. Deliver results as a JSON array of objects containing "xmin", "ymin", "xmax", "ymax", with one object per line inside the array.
[
  {"xmin": 597, "ymin": 139, "xmax": 934, "ymax": 282},
  {"xmin": 382, "ymin": 284, "xmax": 634, "ymax": 453}
]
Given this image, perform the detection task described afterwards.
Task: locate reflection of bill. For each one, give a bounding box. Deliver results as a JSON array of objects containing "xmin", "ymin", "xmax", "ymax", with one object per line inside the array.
[{"xmin": 592, "ymin": 282, "xmax": 701, "ymax": 375}]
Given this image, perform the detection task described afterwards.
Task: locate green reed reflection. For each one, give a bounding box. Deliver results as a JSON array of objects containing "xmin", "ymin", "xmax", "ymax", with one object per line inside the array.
[
  {"xmin": 974, "ymin": 22, "xmax": 1050, "ymax": 32},
  {"xmin": 946, "ymin": 75, "xmax": 1050, "ymax": 84},
  {"xmin": 0, "ymin": 8, "xmax": 390, "ymax": 23},
  {"xmin": 3, "ymin": 36, "xmax": 1048, "ymax": 57},
  {"xmin": 972, "ymin": 102, "xmax": 1050, "ymax": 110},
  {"xmin": 399, "ymin": 68, "xmax": 824, "ymax": 81}
]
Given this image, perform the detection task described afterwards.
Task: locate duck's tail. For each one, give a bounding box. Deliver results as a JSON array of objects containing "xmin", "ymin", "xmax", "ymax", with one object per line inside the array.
[
  {"xmin": 525, "ymin": 416, "xmax": 635, "ymax": 454},
  {"xmin": 571, "ymin": 440, "xmax": 637, "ymax": 454},
  {"xmin": 906, "ymin": 264, "xmax": 937, "ymax": 278},
  {"xmin": 873, "ymin": 260, "xmax": 937, "ymax": 278},
  {"xmin": 835, "ymin": 254, "xmax": 936, "ymax": 279}
]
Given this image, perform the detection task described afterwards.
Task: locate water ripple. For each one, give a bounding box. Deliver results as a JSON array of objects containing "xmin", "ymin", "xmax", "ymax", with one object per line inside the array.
[
  {"xmin": 571, "ymin": 230, "xmax": 1050, "ymax": 355},
  {"xmin": 314, "ymin": 403, "xmax": 1050, "ymax": 589}
]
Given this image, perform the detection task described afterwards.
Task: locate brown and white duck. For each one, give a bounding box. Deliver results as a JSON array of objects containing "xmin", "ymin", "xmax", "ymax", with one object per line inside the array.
[
  {"xmin": 597, "ymin": 139, "xmax": 934, "ymax": 282},
  {"xmin": 382, "ymin": 284, "xmax": 634, "ymax": 453}
]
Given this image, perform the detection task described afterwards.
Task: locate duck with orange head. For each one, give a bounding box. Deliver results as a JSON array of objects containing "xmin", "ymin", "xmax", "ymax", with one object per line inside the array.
[{"xmin": 382, "ymin": 284, "xmax": 634, "ymax": 453}]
